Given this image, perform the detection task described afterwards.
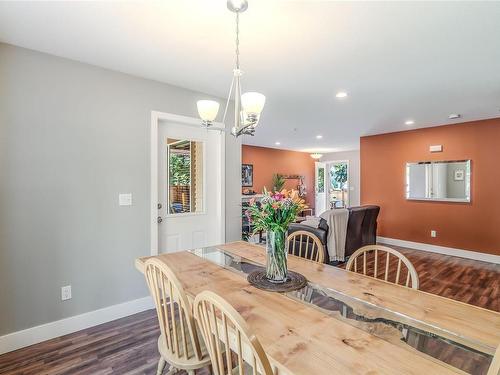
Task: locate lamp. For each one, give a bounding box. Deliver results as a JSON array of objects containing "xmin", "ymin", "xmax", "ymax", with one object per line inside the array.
[
  {"xmin": 310, "ymin": 153, "xmax": 323, "ymax": 160},
  {"xmin": 196, "ymin": 0, "xmax": 265, "ymax": 137},
  {"xmin": 196, "ymin": 100, "xmax": 220, "ymax": 127}
]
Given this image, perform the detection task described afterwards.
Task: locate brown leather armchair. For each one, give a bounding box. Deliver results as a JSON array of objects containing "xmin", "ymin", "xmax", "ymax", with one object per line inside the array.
[{"xmin": 288, "ymin": 205, "xmax": 380, "ymax": 264}]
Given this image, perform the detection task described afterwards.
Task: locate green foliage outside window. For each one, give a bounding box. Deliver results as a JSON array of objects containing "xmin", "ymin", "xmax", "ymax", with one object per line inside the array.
[
  {"xmin": 317, "ymin": 168, "xmax": 325, "ymax": 192},
  {"xmin": 170, "ymin": 154, "xmax": 190, "ymax": 186},
  {"xmin": 330, "ymin": 163, "xmax": 348, "ymax": 190}
]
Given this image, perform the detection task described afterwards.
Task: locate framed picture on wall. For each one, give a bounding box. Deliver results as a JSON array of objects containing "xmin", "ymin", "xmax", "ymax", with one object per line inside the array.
[
  {"xmin": 454, "ymin": 169, "xmax": 464, "ymax": 181},
  {"xmin": 242, "ymin": 164, "xmax": 253, "ymax": 187}
]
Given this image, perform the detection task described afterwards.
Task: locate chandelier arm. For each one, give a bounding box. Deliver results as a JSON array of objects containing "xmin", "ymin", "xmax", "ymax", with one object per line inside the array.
[
  {"xmin": 234, "ymin": 74, "xmax": 241, "ymax": 131},
  {"xmin": 222, "ymin": 74, "xmax": 235, "ymax": 126}
]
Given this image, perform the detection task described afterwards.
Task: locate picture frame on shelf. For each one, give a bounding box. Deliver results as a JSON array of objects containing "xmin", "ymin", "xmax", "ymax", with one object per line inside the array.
[{"xmin": 242, "ymin": 164, "xmax": 253, "ymax": 187}]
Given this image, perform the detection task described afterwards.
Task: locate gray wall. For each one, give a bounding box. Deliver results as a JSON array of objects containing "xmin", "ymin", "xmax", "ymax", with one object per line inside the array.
[
  {"xmin": 320, "ymin": 150, "xmax": 360, "ymax": 207},
  {"xmin": 0, "ymin": 43, "xmax": 241, "ymax": 335}
]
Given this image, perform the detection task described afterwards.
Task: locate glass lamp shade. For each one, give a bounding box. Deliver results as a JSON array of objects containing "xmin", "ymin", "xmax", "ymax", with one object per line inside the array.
[
  {"xmin": 310, "ymin": 153, "xmax": 323, "ymax": 160},
  {"xmin": 197, "ymin": 100, "xmax": 220, "ymax": 122},
  {"xmin": 241, "ymin": 92, "xmax": 266, "ymax": 115}
]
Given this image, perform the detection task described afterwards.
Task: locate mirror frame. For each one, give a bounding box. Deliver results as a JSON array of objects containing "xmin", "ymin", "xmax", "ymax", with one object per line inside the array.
[{"xmin": 405, "ymin": 160, "xmax": 471, "ymax": 203}]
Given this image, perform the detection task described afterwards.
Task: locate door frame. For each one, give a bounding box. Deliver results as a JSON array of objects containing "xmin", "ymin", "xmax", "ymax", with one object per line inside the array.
[
  {"xmin": 322, "ymin": 159, "xmax": 350, "ymax": 209},
  {"xmin": 150, "ymin": 111, "xmax": 226, "ymax": 256}
]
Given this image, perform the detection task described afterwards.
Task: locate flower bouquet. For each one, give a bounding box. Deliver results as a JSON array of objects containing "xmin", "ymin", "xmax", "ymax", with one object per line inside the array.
[{"xmin": 246, "ymin": 188, "xmax": 307, "ymax": 283}]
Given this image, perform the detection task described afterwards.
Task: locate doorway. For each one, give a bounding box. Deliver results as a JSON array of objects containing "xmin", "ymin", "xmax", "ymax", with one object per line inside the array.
[
  {"xmin": 326, "ymin": 160, "xmax": 349, "ymax": 209},
  {"xmin": 315, "ymin": 160, "xmax": 350, "ymax": 215},
  {"xmin": 150, "ymin": 111, "xmax": 225, "ymax": 255}
]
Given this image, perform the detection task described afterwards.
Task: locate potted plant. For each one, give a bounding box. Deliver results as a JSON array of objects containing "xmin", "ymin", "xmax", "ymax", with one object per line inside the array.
[
  {"xmin": 271, "ymin": 173, "xmax": 286, "ymax": 192},
  {"xmin": 246, "ymin": 189, "xmax": 306, "ymax": 283}
]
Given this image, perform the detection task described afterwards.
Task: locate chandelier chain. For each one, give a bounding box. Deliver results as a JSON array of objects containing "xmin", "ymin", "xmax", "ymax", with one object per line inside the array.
[{"xmin": 235, "ymin": 12, "xmax": 240, "ymax": 70}]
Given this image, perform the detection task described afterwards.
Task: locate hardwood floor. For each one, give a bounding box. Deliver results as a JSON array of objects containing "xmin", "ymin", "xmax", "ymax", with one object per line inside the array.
[
  {"xmin": 346, "ymin": 244, "xmax": 500, "ymax": 312},
  {"xmin": 0, "ymin": 246, "xmax": 498, "ymax": 375}
]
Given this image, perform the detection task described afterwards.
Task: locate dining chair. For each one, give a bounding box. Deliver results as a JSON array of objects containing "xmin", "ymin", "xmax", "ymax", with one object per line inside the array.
[
  {"xmin": 346, "ymin": 245, "xmax": 419, "ymax": 289},
  {"xmin": 144, "ymin": 258, "xmax": 211, "ymax": 375},
  {"xmin": 487, "ymin": 344, "xmax": 500, "ymax": 375},
  {"xmin": 193, "ymin": 290, "xmax": 275, "ymax": 375},
  {"xmin": 286, "ymin": 230, "xmax": 326, "ymax": 263}
]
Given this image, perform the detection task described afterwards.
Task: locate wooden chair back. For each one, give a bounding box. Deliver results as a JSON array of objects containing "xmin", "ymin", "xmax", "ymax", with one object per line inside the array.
[
  {"xmin": 487, "ymin": 345, "xmax": 500, "ymax": 375},
  {"xmin": 286, "ymin": 230, "xmax": 325, "ymax": 263},
  {"xmin": 193, "ymin": 290, "xmax": 274, "ymax": 375},
  {"xmin": 346, "ymin": 245, "xmax": 419, "ymax": 289},
  {"xmin": 144, "ymin": 258, "xmax": 203, "ymax": 363}
]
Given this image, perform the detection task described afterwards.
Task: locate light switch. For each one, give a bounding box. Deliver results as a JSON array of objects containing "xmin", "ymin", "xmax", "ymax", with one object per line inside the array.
[{"xmin": 119, "ymin": 193, "xmax": 132, "ymax": 206}]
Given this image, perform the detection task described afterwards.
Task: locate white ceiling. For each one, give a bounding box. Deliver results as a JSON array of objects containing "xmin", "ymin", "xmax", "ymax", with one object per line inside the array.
[{"xmin": 1, "ymin": 1, "xmax": 499, "ymax": 152}]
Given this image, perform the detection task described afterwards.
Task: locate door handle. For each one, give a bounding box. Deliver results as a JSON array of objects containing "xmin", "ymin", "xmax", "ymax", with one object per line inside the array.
[{"xmin": 157, "ymin": 216, "xmax": 163, "ymax": 224}]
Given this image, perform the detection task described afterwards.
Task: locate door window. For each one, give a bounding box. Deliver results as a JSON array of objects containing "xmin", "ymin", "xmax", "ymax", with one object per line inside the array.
[
  {"xmin": 167, "ymin": 139, "xmax": 204, "ymax": 214},
  {"xmin": 329, "ymin": 162, "xmax": 348, "ymax": 208},
  {"xmin": 317, "ymin": 167, "xmax": 325, "ymax": 193}
]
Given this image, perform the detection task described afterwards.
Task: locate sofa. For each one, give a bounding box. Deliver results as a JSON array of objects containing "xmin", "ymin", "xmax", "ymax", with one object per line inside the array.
[{"xmin": 288, "ymin": 205, "xmax": 380, "ymax": 264}]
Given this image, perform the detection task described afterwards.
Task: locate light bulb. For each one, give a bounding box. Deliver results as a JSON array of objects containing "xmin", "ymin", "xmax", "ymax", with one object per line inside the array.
[{"xmin": 197, "ymin": 100, "xmax": 220, "ymax": 122}]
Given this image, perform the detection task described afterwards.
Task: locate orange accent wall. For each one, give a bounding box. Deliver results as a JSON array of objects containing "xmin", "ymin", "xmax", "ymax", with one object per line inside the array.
[
  {"xmin": 361, "ymin": 117, "xmax": 500, "ymax": 256},
  {"xmin": 242, "ymin": 145, "xmax": 315, "ymax": 208}
]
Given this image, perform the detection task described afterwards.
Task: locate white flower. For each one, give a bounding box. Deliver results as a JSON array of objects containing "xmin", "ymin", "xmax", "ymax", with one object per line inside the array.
[{"xmin": 261, "ymin": 195, "xmax": 274, "ymax": 205}]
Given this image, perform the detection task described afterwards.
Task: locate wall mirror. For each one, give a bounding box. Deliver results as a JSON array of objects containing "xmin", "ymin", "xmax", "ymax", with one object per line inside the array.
[
  {"xmin": 406, "ymin": 160, "xmax": 471, "ymax": 202},
  {"xmin": 167, "ymin": 139, "xmax": 204, "ymax": 214}
]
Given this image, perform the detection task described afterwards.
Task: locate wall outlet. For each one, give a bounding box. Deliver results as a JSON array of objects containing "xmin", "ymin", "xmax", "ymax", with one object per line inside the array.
[
  {"xmin": 431, "ymin": 230, "xmax": 437, "ymax": 238},
  {"xmin": 61, "ymin": 285, "xmax": 72, "ymax": 301}
]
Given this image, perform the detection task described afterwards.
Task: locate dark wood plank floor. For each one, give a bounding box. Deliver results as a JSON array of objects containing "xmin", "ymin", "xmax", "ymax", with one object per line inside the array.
[
  {"xmin": 366, "ymin": 245, "xmax": 499, "ymax": 312},
  {"xmin": 0, "ymin": 246, "xmax": 498, "ymax": 375}
]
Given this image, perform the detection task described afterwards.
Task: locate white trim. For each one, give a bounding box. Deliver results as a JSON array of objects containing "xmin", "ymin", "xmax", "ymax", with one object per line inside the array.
[
  {"xmin": 150, "ymin": 111, "xmax": 225, "ymax": 256},
  {"xmin": 0, "ymin": 296, "xmax": 154, "ymax": 355},
  {"xmin": 378, "ymin": 237, "xmax": 500, "ymax": 264}
]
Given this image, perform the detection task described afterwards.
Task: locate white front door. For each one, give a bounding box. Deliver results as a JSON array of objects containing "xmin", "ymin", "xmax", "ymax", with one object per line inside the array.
[
  {"xmin": 315, "ymin": 162, "xmax": 327, "ymax": 216},
  {"xmin": 157, "ymin": 118, "xmax": 224, "ymax": 253}
]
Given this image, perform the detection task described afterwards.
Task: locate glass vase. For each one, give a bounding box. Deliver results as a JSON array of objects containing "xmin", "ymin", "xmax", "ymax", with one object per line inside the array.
[{"xmin": 265, "ymin": 229, "xmax": 288, "ymax": 283}]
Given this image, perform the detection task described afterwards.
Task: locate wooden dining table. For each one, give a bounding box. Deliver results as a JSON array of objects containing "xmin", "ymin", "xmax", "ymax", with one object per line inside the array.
[{"xmin": 135, "ymin": 241, "xmax": 500, "ymax": 375}]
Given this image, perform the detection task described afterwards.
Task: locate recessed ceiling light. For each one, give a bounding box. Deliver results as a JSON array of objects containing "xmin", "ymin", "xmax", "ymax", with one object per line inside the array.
[
  {"xmin": 335, "ymin": 91, "xmax": 348, "ymax": 99},
  {"xmin": 405, "ymin": 120, "xmax": 415, "ymax": 125},
  {"xmin": 316, "ymin": 135, "xmax": 323, "ymax": 139},
  {"xmin": 275, "ymin": 141, "xmax": 281, "ymax": 145},
  {"xmin": 448, "ymin": 114, "xmax": 461, "ymax": 119}
]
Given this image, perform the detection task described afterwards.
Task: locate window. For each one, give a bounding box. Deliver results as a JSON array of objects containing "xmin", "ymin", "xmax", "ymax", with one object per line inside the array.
[
  {"xmin": 317, "ymin": 167, "xmax": 325, "ymax": 193},
  {"xmin": 167, "ymin": 139, "xmax": 204, "ymax": 214}
]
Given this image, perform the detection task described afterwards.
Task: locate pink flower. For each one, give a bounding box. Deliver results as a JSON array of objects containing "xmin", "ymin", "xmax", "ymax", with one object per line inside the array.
[{"xmin": 272, "ymin": 193, "xmax": 284, "ymax": 201}]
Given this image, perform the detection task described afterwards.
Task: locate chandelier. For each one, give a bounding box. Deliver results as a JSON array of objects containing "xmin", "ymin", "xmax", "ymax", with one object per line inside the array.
[{"xmin": 196, "ymin": 0, "xmax": 265, "ymax": 137}]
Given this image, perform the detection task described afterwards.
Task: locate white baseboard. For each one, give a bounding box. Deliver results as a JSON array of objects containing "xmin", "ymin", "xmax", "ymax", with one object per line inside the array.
[
  {"xmin": 378, "ymin": 237, "xmax": 500, "ymax": 264},
  {"xmin": 0, "ymin": 296, "xmax": 154, "ymax": 355}
]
